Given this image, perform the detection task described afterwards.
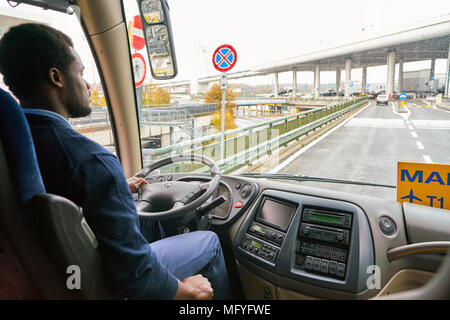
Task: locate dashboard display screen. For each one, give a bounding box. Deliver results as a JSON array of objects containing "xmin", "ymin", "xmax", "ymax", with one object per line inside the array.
[
  {"xmin": 257, "ymin": 198, "xmax": 297, "ymax": 230},
  {"xmin": 251, "ymin": 240, "xmax": 261, "ymax": 248}
]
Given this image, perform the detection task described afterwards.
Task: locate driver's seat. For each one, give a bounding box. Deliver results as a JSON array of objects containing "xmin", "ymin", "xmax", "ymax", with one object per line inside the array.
[{"xmin": 0, "ymin": 88, "xmax": 112, "ymax": 299}]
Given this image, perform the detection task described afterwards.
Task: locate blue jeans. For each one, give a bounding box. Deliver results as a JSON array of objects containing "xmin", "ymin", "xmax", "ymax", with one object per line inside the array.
[{"xmin": 149, "ymin": 231, "xmax": 232, "ymax": 300}]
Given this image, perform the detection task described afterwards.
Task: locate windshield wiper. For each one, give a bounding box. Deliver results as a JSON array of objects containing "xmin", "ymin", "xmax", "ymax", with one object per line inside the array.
[{"xmin": 239, "ymin": 173, "xmax": 396, "ymax": 189}]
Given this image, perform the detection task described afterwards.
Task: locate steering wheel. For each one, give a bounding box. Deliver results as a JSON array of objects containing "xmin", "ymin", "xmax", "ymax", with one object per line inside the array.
[{"xmin": 133, "ymin": 154, "xmax": 221, "ymax": 221}]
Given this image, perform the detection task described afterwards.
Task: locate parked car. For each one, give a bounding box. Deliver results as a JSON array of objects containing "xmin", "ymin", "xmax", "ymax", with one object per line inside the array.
[
  {"xmin": 376, "ymin": 94, "xmax": 389, "ymax": 106},
  {"xmin": 142, "ymin": 138, "xmax": 161, "ymax": 149}
]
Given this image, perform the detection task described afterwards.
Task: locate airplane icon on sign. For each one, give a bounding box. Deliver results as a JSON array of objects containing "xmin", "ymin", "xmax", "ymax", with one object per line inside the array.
[{"xmin": 401, "ymin": 189, "xmax": 422, "ymax": 203}]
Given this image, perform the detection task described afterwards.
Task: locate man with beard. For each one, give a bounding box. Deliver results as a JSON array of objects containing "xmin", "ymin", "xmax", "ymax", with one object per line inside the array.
[{"xmin": 0, "ymin": 23, "xmax": 231, "ymax": 300}]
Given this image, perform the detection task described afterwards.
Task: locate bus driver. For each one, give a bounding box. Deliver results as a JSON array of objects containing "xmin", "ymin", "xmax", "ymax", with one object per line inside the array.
[{"xmin": 0, "ymin": 23, "xmax": 231, "ymax": 300}]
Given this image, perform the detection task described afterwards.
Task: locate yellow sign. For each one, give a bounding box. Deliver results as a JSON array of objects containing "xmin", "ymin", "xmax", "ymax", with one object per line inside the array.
[{"xmin": 397, "ymin": 162, "xmax": 450, "ymax": 210}]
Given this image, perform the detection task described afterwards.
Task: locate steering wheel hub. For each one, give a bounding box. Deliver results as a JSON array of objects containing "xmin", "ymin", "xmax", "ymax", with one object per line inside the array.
[{"xmin": 133, "ymin": 155, "xmax": 221, "ymax": 221}]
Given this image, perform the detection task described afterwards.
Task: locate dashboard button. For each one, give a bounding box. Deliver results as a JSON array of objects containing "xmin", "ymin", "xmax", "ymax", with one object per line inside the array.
[
  {"xmin": 235, "ymin": 183, "xmax": 241, "ymax": 189},
  {"xmin": 329, "ymin": 261, "xmax": 337, "ymax": 275},
  {"xmin": 315, "ymin": 244, "xmax": 323, "ymax": 257},
  {"xmin": 305, "ymin": 256, "xmax": 313, "ymax": 270},
  {"xmin": 313, "ymin": 258, "xmax": 321, "ymax": 271},
  {"xmin": 300, "ymin": 244, "xmax": 308, "ymax": 255},
  {"xmin": 322, "ymin": 246, "xmax": 331, "ymax": 259},
  {"xmin": 234, "ymin": 201, "xmax": 244, "ymax": 208},
  {"xmin": 379, "ymin": 216, "xmax": 396, "ymax": 236},
  {"xmin": 338, "ymin": 249, "xmax": 347, "ymax": 262},
  {"xmin": 296, "ymin": 255, "xmax": 305, "ymax": 266},
  {"xmin": 320, "ymin": 259, "xmax": 329, "ymax": 274},
  {"xmin": 337, "ymin": 263, "xmax": 346, "ymax": 278},
  {"xmin": 331, "ymin": 247, "xmax": 339, "ymax": 260},
  {"xmin": 240, "ymin": 184, "xmax": 253, "ymax": 199}
]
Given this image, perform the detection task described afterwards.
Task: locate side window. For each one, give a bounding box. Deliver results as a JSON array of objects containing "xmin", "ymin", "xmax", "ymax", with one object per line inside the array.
[{"xmin": 0, "ymin": 3, "xmax": 115, "ymax": 152}]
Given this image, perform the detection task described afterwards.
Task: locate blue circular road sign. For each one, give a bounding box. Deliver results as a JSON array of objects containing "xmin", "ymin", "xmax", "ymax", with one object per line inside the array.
[
  {"xmin": 212, "ymin": 44, "xmax": 237, "ymax": 72},
  {"xmin": 400, "ymin": 92, "xmax": 407, "ymax": 100}
]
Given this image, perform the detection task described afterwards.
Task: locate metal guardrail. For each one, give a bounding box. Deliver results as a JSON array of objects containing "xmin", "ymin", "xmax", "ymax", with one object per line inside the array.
[
  {"xmin": 140, "ymin": 103, "xmax": 217, "ymax": 124},
  {"xmin": 235, "ymin": 99, "xmax": 288, "ymax": 106},
  {"xmin": 142, "ymin": 97, "xmax": 367, "ymax": 173},
  {"xmin": 287, "ymin": 96, "xmax": 346, "ymax": 104}
]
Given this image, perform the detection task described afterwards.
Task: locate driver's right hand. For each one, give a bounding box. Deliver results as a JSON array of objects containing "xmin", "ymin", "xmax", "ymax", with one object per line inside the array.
[{"xmin": 173, "ymin": 274, "xmax": 214, "ymax": 300}]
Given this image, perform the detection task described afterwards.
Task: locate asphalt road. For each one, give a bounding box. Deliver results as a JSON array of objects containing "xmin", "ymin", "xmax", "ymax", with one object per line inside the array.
[{"xmin": 274, "ymin": 99, "xmax": 450, "ymax": 201}]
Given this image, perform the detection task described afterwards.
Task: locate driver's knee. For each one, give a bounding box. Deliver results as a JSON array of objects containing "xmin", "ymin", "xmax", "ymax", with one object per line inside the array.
[
  {"xmin": 199, "ymin": 230, "xmax": 219, "ymax": 246},
  {"xmin": 195, "ymin": 231, "xmax": 222, "ymax": 256}
]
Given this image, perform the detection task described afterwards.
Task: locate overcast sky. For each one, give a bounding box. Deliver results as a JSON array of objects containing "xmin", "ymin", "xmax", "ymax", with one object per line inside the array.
[{"xmin": 1, "ymin": 0, "xmax": 449, "ymax": 87}]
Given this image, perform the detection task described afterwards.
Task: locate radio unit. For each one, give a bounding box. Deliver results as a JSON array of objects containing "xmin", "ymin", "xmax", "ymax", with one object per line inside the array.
[
  {"xmin": 299, "ymin": 223, "xmax": 350, "ymax": 246},
  {"xmin": 248, "ymin": 222, "xmax": 285, "ymax": 246},
  {"xmin": 302, "ymin": 208, "xmax": 352, "ymax": 229},
  {"xmin": 295, "ymin": 207, "xmax": 353, "ymax": 279},
  {"xmin": 240, "ymin": 234, "xmax": 279, "ymax": 263}
]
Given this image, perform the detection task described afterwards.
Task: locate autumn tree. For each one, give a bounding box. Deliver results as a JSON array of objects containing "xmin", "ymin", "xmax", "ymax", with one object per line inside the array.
[
  {"xmin": 204, "ymin": 83, "xmax": 237, "ymax": 130},
  {"xmin": 150, "ymin": 87, "xmax": 171, "ymax": 105},
  {"xmin": 142, "ymin": 84, "xmax": 171, "ymax": 105}
]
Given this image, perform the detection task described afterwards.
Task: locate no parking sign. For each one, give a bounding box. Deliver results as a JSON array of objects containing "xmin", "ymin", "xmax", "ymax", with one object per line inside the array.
[
  {"xmin": 132, "ymin": 52, "xmax": 146, "ymax": 87},
  {"xmin": 212, "ymin": 44, "xmax": 237, "ymax": 72}
]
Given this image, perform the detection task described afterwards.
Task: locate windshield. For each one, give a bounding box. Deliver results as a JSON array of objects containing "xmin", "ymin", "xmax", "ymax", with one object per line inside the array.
[
  {"xmin": 123, "ymin": 0, "xmax": 450, "ymax": 202},
  {"xmin": 2, "ymin": 1, "xmax": 447, "ymax": 203}
]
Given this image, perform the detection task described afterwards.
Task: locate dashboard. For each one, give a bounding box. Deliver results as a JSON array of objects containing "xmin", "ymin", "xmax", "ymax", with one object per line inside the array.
[
  {"xmin": 139, "ymin": 171, "xmax": 450, "ymax": 300},
  {"xmin": 234, "ymin": 189, "xmax": 374, "ymax": 294}
]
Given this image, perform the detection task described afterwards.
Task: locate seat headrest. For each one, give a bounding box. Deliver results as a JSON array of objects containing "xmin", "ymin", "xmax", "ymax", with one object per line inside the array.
[{"xmin": 0, "ymin": 88, "xmax": 45, "ymax": 207}]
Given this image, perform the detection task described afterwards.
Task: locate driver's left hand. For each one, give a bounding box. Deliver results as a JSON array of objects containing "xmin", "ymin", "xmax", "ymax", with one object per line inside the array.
[{"xmin": 127, "ymin": 177, "xmax": 148, "ymax": 193}]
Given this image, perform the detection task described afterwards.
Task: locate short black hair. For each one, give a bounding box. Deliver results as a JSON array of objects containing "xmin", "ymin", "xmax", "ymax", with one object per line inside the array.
[{"xmin": 0, "ymin": 23, "xmax": 74, "ymax": 100}]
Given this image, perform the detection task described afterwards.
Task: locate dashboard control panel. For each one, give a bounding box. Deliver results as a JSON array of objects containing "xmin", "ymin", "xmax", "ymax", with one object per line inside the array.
[
  {"xmin": 239, "ymin": 234, "xmax": 279, "ymax": 263},
  {"xmin": 295, "ymin": 207, "xmax": 353, "ymax": 279},
  {"xmin": 235, "ymin": 189, "xmax": 375, "ymax": 295},
  {"xmin": 239, "ymin": 196, "xmax": 297, "ymax": 264},
  {"xmin": 248, "ymin": 222, "xmax": 285, "ymax": 246}
]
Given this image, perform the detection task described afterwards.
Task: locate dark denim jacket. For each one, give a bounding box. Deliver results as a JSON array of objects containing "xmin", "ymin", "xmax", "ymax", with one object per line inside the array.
[{"xmin": 24, "ymin": 109, "xmax": 178, "ymax": 299}]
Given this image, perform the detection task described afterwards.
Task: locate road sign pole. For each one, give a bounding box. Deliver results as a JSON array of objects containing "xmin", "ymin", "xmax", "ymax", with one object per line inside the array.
[
  {"xmin": 136, "ymin": 86, "xmax": 143, "ymax": 123},
  {"xmin": 221, "ymin": 74, "xmax": 227, "ymax": 160},
  {"xmin": 212, "ymin": 44, "xmax": 237, "ymax": 160}
]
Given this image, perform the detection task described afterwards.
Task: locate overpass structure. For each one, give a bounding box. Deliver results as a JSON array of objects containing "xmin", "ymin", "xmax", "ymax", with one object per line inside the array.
[{"xmin": 160, "ymin": 14, "xmax": 450, "ymax": 98}]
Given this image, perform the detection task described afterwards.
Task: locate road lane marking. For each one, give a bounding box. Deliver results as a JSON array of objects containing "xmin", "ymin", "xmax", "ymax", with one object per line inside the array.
[
  {"xmin": 345, "ymin": 118, "xmax": 405, "ymax": 128},
  {"xmin": 407, "ymin": 125, "xmax": 414, "ymax": 130},
  {"xmin": 410, "ymin": 120, "xmax": 450, "ymax": 130},
  {"xmin": 416, "ymin": 141, "xmax": 424, "ymax": 150},
  {"xmin": 391, "ymin": 101, "xmax": 410, "ymax": 119},
  {"xmin": 411, "ymin": 131, "xmax": 418, "ymax": 138},
  {"xmin": 423, "ymin": 155, "xmax": 433, "ymax": 164},
  {"xmin": 269, "ymin": 102, "xmax": 371, "ymax": 173}
]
